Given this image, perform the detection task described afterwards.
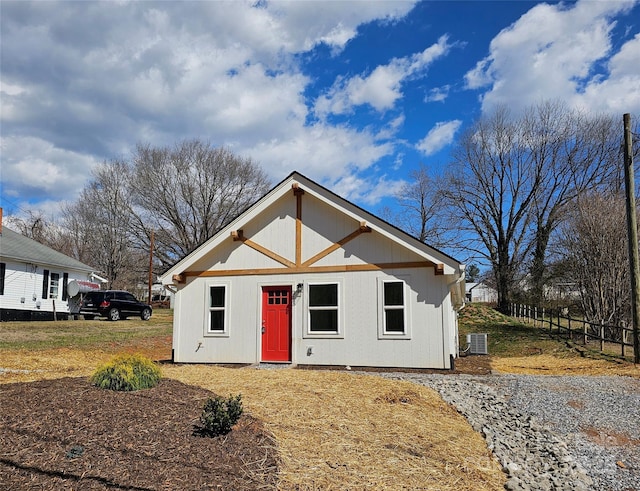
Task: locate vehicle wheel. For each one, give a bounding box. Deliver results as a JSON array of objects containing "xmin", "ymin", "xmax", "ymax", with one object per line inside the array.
[
  {"xmin": 108, "ymin": 308, "xmax": 121, "ymax": 321},
  {"xmin": 84, "ymin": 315, "xmax": 95, "ymax": 320},
  {"xmin": 140, "ymin": 308, "xmax": 152, "ymax": 321}
]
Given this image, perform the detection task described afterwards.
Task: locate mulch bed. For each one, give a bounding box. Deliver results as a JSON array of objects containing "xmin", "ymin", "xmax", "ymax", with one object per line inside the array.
[{"xmin": 0, "ymin": 377, "xmax": 279, "ymax": 490}]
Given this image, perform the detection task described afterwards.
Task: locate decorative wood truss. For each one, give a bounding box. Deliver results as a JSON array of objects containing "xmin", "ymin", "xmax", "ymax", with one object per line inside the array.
[{"xmin": 173, "ymin": 183, "xmax": 444, "ymax": 282}]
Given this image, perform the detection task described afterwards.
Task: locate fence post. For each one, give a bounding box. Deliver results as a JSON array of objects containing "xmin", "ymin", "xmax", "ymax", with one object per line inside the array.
[
  {"xmin": 558, "ymin": 309, "xmax": 561, "ymax": 334},
  {"xmin": 534, "ymin": 306, "xmax": 538, "ymax": 327},
  {"xmin": 600, "ymin": 321, "xmax": 605, "ymax": 352},
  {"xmin": 583, "ymin": 319, "xmax": 587, "ymax": 345},
  {"xmin": 621, "ymin": 321, "xmax": 626, "ymax": 358}
]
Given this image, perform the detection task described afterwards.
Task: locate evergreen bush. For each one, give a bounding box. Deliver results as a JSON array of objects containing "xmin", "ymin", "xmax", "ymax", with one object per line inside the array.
[
  {"xmin": 197, "ymin": 394, "xmax": 243, "ymax": 437},
  {"xmin": 91, "ymin": 353, "xmax": 161, "ymax": 391}
]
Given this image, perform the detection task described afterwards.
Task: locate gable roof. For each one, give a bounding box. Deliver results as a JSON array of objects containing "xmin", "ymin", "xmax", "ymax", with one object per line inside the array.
[
  {"xmin": 0, "ymin": 227, "xmax": 95, "ymax": 272},
  {"xmin": 160, "ymin": 171, "xmax": 463, "ymax": 281}
]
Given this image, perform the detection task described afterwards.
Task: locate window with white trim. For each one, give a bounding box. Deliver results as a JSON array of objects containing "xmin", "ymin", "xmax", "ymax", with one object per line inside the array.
[
  {"xmin": 208, "ymin": 285, "xmax": 227, "ymax": 333},
  {"xmin": 378, "ymin": 278, "xmax": 411, "ymax": 339},
  {"xmin": 49, "ymin": 273, "xmax": 60, "ymax": 299},
  {"xmin": 308, "ymin": 283, "xmax": 339, "ymax": 334}
]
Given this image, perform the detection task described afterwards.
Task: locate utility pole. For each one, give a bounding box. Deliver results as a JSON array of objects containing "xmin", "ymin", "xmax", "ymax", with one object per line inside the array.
[
  {"xmin": 623, "ymin": 113, "xmax": 640, "ymax": 364},
  {"xmin": 148, "ymin": 230, "xmax": 154, "ymax": 305}
]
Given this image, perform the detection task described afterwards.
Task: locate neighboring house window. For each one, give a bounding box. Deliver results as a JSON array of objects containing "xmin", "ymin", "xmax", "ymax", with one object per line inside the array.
[
  {"xmin": 208, "ymin": 285, "xmax": 227, "ymax": 333},
  {"xmin": 0, "ymin": 263, "xmax": 5, "ymax": 295},
  {"xmin": 308, "ymin": 283, "xmax": 339, "ymax": 334},
  {"xmin": 49, "ymin": 273, "xmax": 60, "ymax": 299},
  {"xmin": 382, "ymin": 281, "xmax": 405, "ymax": 333},
  {"xmin": 378, "ymin": 278, "xmax": 411, "ymax": 339}
]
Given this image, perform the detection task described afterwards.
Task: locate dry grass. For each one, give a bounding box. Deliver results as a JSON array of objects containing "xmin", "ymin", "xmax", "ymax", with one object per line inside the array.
[
  {"xmin": 162, "ymin": 365, "xmax": 505, "ymax": 490},
  {"xmin": 491, "ymin": 354, "xmax": 640, "ymax": 377},
  {"xmin": 4, "ymin": 304, "xmax": 638, "ymax": 489},
  {"xmin": 461, "ymin": 303, "xmax": 640, "ymax": 378},
  {"xmin": 0, "ymin": 349, "xmax": 506, "ymax": 490}
]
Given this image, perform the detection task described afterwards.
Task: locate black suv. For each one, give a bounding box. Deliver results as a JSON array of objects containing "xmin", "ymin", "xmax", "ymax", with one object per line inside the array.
[{"xmin": 80, "ymin": 290, "xmax": 152, "ymax": 321}]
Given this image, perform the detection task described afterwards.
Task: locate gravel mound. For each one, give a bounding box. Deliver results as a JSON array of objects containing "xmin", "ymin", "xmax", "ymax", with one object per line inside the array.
[{"xmin": 374, "ymin": 372, "xmax": 640, "ymax": 491}]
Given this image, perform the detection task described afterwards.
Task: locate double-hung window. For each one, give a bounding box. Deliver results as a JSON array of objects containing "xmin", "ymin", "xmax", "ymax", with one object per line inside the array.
[
  {"xmin": 379, "ymin": 279, "xmax": 410, "ymax": 338},
  {"xmin": 49, "ymin": 273, "xmax": 60, "ymax": 299},
  {"xmin": 307, "ymin": 283, "xmax": 340, "ymax": 335},
  {"xmin": 206, "ymin": 284, "xmax": 228, "ymax": 335}
]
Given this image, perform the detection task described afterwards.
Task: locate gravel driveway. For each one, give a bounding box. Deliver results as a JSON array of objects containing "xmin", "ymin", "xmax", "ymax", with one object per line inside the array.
[{"xmin": 374, "ymin": 372, "xmax": 640, "ymax": 491}]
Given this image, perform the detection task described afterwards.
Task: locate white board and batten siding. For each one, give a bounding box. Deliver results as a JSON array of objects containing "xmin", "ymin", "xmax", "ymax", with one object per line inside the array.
[{"xmin": 161, "ymin": 172, "xmax": 465, "ymax": 370}]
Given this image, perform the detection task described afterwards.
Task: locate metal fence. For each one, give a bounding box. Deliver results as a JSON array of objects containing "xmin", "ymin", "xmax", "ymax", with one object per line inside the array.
[{"xmin": 510, "ymin": 303, "xmax": 635, "ymax": 359}]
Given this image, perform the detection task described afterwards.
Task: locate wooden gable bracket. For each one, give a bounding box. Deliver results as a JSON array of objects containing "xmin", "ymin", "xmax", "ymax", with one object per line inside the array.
[
  {"xmin": 292, "ymin": 183, "xmax": 305, "ymax": 265},
  {"xmin": 301, "ymin": 221, "xmax": 372, "ymax": 267},
  {"xmin": 230, "ymin": 229, "xmax": 296, "ymax": 268},
  {"xmin": 435, "ymin": 263, "xmax": 445, "ymax": 275}
]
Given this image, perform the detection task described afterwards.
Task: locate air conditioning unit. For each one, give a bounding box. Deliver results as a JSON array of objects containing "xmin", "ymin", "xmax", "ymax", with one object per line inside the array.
[{"xmin": 466, "ymin": 333, "xmax": 488, "ymax": 355}]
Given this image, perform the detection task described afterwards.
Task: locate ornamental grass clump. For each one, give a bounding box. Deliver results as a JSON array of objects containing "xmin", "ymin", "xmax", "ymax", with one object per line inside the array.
[
  {"xmin": 197, "ymin": 394, "xmax": 243, "ymax": 437},
  {"xmin": 91, "ymin": 353, "xmax": 161, "ymax": 391}
]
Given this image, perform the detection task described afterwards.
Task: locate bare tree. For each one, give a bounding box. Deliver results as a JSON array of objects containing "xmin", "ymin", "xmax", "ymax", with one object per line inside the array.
[
  {"xmin": 442, "ymin": 102, "xmax": 620, "ymax": 311},
  {"xmin": 129, "ymin": 140, "xmax": 271, "ymax": 267},
  {"xmin": 525, "ymin": 102, "xmax": 618, "ymax": 303},
  {"xmin": 394, "ymin": 163, "xmax": 447, "ymax": 246},
  {"xmin": 443, "ymin": 106, "xmax": 538, "ymax": 312},
  {"xmin": 557, "ymin": 192, "xmax": 631, "ymax": 327},
  {"xmin": 62, "ymin": 160, "xmax": 141, "ymax": 289},
  {"xmin": 3, "ymin": 210, "xmax": 79, "ymax": 258}
]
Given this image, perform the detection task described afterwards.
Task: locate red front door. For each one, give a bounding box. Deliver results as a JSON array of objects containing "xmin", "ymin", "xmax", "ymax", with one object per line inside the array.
[{"xmin": 261, "ymin": 286, "xmax": 292, "ymax": 362}]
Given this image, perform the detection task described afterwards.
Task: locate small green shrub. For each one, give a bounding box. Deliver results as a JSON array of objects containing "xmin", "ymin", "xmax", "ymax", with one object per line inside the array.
[
  {"xmin": 197, "ymin": 394, "xmax": 243, "ymax": 437},
  {"xmin": 91, "ymin": 353, "xmax": 161, "ymax": 391}
]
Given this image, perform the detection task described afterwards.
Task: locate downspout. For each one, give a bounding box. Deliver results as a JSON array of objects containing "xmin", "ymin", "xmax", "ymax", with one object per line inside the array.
[{"xmin": 446, "ymin": 265, "xmax": 466, "ymax": 364}]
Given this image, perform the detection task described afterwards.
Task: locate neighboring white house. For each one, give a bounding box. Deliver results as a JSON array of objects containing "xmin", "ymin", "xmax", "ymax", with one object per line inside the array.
[
  {"xmin": 465, "ymin": 282, "xmax": 498, "ymax": 303},
  {"xmin": 0, "ymin": 225, "xmax": 104, "ymax": 321},
  {"xmin": 160, "ymin": 172, "xmax": 466, "ymax": 369}
]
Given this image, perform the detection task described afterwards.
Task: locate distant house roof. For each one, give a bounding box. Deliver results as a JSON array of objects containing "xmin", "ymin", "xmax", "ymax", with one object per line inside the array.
[{"xmin": 0, "ymin": 226, "xmax": 95, "ymax": 272}]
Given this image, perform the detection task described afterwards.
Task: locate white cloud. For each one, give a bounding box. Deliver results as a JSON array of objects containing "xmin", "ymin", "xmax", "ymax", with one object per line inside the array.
[
  {"xmin": 465, "ymin": 0, "xmax": 640, "ymax": 114},
  {"xmin": 241, "ymin": 122, "xmax": 393, "ymax": 184},
  {"xmin": 315, "ymin": 35, "xmax": 452, "ymax": 116},
  {"xmin": 264, "ymin": 1, "xmax": 416, "ymax": 53},
  {"xmin": 0, "ymin": 1, "xmax": 418, "ymax": 207},
  {"xmin": 0, "ymin": 136, "xmax": 100, "ymax": 201},
  {"xmin": 576, "ymin": 32, "xmax": 640, "ymax": 113},
  {"xmin": 416, "ymin": 120, "xmax": 462, "ymax": 156},
  {"xmin": 330, "ymin": 174, "xmax": 406, "ymax": 207},
  {"xmin": 424, "ymin": 85, "xmax": 450, "ymax": 103}
]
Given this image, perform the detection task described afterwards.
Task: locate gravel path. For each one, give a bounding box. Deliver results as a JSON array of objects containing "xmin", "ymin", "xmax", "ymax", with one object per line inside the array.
[{"xmin": 373, "ymin": 372, "xmax": 640, "ymax": 491}]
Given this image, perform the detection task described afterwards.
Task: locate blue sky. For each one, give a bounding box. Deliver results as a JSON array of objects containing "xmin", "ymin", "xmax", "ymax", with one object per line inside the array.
[{"xmin": 2, "ymin": 0, "xmax": 640, "ymax": 220}]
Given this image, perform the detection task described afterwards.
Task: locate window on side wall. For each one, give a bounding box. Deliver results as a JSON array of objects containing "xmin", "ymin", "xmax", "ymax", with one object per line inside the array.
[
  {"xmin": 207, "ymin": 285, "xmax": 228, "ymax": 335},
  {"xmin": 378, "ymin": 279, "xmax": 411, "ymax": 339},
  {"xmin": 49, "ymin": 273, "xmax": 60, "ymax": 299},
  {"xmin": 308, "ymin": 283, "xmax": 339, "ymax": 335}
]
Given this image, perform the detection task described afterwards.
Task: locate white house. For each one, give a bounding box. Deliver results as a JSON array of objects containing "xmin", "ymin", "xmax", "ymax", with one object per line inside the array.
[
  {"xmin": 465, "ymin": 282, "xmax": 498, "ymax": 303},
  {"xmin": 160, "ymin": 172, "xmax": 466, "ymax": 369},
  {"xmin": 0, "ymin": 225, "xmax": 104, "ymax": 321}
]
